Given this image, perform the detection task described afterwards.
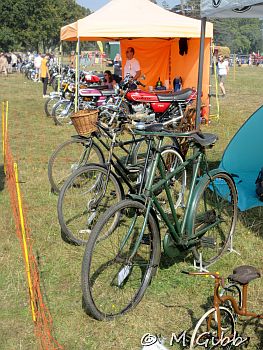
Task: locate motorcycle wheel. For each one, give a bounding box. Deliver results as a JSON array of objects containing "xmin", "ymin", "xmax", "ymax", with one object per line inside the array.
[
  {"xmin": 44, "ymin": 96, "xmax": 61, "ymax": 117},
  {"xmin": 52, "ymin": 78, "xmax": 58, "ymax": 91},
  {"xmin": 52, "ymin": 100, "xmax": 75, "ymax": 126}
]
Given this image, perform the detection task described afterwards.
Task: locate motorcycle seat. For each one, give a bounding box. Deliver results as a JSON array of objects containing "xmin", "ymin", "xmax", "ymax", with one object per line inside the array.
[
  {"xmin": 79, "ymin": 89, "xmax": 102, "ymax": 97},
  {"xmin": 79, "ymin": 89, "xmax": 115, "ymax": 97},
  {"xmin": 157, "ymin": 88, "xmax": 193, "ymax": 102},
  {"xmin": 101, "ymin": 89, "xmax": 115, "ymax": 96}
]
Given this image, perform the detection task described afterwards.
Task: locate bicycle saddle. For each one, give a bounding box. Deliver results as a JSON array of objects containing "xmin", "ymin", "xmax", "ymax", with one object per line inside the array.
[
  {"xmin": 191, "ymin": 132, "xmax": 218, "ymax": 147},
  {"xmin": 228, "ymin": 265, "xmax": 261, "ymax": 285}
]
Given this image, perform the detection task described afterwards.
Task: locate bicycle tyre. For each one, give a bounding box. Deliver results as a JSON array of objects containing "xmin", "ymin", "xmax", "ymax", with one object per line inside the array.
[
  {"xmin": 48, "ymin": 138, "xmax": 104, "ymax": 194},
  {"xmin": 190, "ymin": 306, "xmax": 236, "ymax": 349},
  {"xmin": 131, "ymin": 136, "xmax": 178, "ymax": 166},
  {"xmin": 190, "ymin": 171, "xmax": 238, "ymax": 266},
  {"xmin": 157, "ymin": 146, "xmax": 186, "ymax": 209},
  {"xmin": 81, "ymin": 199, "xmax": 161, "ymax": 320},
  {"xmin": 57, "ymin": 164, "xmax": 124, "ymax": 245},
  {"xmin": 220, "ymin": 283, "xmax": 242, "ymax": 321}
]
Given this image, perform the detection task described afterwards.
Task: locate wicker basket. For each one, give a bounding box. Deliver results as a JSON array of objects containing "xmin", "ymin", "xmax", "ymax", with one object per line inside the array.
[{"xmin": 70, "ymin": 109, "xmax": 98, "ymax": 135}]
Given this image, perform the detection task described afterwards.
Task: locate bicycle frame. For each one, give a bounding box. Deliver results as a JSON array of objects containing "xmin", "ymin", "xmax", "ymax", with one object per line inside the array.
[
  {"xmin": 129, "ymin": 132, "xmax": 213, "ymax": 253},
  {"xmin": 187, "ymin": 271, "xmax": 263, "ymax": 340},
  {"xmin": 71, "ymin": 123, "xmax": 147, "ymax": 192}
]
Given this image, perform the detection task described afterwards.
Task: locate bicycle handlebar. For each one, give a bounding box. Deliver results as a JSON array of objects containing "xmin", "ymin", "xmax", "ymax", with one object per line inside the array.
[{"xmin": 181, "ymin": 270, "xmax": 221, "ymax": 279}]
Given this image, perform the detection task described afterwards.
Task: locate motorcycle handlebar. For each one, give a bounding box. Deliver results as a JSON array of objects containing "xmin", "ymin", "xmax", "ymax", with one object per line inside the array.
[{"xmin": 135, "ymin": 80, "xmax": 146, "ymax": 88}]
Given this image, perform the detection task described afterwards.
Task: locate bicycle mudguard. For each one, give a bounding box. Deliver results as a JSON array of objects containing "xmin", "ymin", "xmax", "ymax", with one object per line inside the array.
[
  {"xmin": 160, "ymin": 144, "xmax": 185, "ymax": 160},
  {"xmin": 185, "ymin": 168, "xmax": 237, "ymax": 236}
]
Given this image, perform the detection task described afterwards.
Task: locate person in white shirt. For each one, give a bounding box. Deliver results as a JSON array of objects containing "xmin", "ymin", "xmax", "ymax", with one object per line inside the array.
[
  {"xmin": 217, "ymin": 55, "xmax": 229, "ymax": 97},
  {"xmin": 34, "ymin": 53, "xmax": 42, "ymax": 81},
  {"xmin": 124, "ymin": 47, "xmax": 141, "ymax": 80},
  {"xmin": 11, "ymin": 53, "xmax": 17, "ymax": 71}
]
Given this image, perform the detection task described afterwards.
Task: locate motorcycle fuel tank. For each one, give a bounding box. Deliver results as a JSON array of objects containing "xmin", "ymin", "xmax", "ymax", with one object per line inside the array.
[{"xmin": 126, "ymin": 89, "xmax": 159, "ymax": 103}]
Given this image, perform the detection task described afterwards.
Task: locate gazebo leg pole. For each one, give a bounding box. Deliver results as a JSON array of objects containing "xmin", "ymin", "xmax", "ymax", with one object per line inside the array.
[
  {"xmin": 75, "ymin": 38, "xmax": 80, "ymax": 113},
  {"xmin": 195, "ymin": 17, "xmax": 207, "ymax": 129},
  {"xmin": 57, "ymin": 41, "xmax": 62, "ymax": 92}
]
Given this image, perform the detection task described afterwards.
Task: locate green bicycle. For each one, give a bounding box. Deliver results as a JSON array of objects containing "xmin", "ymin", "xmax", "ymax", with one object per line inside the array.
[{"xmin": 81, "ymin": 123, "xmax": 238, "ymax": 320}]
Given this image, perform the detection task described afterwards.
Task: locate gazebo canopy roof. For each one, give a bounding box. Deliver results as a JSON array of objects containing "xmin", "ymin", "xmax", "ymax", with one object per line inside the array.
[{"xmin": 61, "ymin": 0, "xmax": 213, "ymax": 41}]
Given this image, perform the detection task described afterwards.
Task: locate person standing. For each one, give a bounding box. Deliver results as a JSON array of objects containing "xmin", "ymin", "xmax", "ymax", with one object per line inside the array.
[
  {"xmin": 218, "ymin": 54, "xmax": 229, "ymax": 97},
  {"xmin": 40, "ymin": 54, "xmax": 50, "ymax": 98},
  {"xmin": 6, "ymin": 53, "xmax": 12, "ymax": 73},
  {"xmin": 34, "ymin": 53, "xmax": 42, "ymax": 81},
  {"xmin": 113, "ymin": 53, "xmax": 122, "ymax": 80},
  {"xmin": 0, "ymin": 53, "xmax": 8, "ymax": 76},
  {"xmin": 124, "ymin": 47, "xmax": 141, "ymax": 80}
]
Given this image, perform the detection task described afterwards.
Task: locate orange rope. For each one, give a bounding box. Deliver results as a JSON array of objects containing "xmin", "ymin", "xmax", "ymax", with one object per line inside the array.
[{"xmin": 3, "ymin": 101, "xmax": 64, "ymax": 350}]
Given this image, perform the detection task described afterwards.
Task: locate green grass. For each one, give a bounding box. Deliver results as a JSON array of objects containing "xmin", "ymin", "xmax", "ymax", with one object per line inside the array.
[{"xmin": 0, "ymin": 67, "xmax": 262, "ymax": 350}]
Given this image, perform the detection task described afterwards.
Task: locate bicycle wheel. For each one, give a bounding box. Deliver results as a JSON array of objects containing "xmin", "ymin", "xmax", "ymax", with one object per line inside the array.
[
  {"xmin": 48, "ymin": 138, "xmax": 104, "ymax": 194},
  {"xmin": 131, "ymin": 137, "xmax": 177, "ymax": 166},
  {"xmin": 52, "ymin": 99, "xmax": 74, "ymax": 125},
  {"xmin": 157, "ymin": 147, "xmax": 186, "ymax": 209},
  {"xmin": 220, "ymin": 283, "xmax": 242, "ymax": 321},
  {"xmin": 57, "ymin": 164, "xmax": 124, "ymax": 245},
  {"xmin": 81, "ymin": 199, "xmax": 161, "ymax": 320},
  {"xmin": 191, "ymin": 172, "xmax": 238, "ymax": 266},
  {"xmin": 190, "ymin": 306, "xmax": 236, "ymax": 349}
]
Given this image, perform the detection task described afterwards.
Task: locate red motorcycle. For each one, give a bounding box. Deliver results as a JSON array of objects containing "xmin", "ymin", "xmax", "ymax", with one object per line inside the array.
[{"xmin": 119, "ymin": 77, "xmax": 197, "ymax": 124}]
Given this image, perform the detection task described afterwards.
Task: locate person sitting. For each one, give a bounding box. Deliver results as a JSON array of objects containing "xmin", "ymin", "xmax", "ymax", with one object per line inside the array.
[{"xmin": 103, "ymin": 70, "xmax": 116, "ymax": 89}]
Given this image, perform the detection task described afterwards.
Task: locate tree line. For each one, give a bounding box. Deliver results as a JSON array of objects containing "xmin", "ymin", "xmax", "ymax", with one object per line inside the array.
[
  {"xmin": 0, "ymin": 0, "xmax": 90, "ymax": 52},
  {"xmin": 169, "ymin": 0, "xmax": 263, "ymax": 55},
  {"xmin": 0, "ymin": 0, "xmax": 262, "ymax": 55}
]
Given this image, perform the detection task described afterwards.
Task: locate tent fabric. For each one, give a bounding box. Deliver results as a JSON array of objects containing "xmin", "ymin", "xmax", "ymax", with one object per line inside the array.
[
  {"xmin": 61, "ymin": 22, "xmax": 77, "ymax": 41},
  {"xmin": 120, "ymin": 38, "xmax": 210, "ymax": 98},
  {"xmin": 61, "ymin": 0, "xmax": 213, "ymax": 41},
  {"xmin": 219, "ymin": 105, "xmax": 263, "ymax": 211},
  {"xmin": 201, "ymin": 0, "xmax": 263, "ymax": 18},
  {"xmin": 61, "ymin": 0, "xmax": 213, "ymax": 103}
]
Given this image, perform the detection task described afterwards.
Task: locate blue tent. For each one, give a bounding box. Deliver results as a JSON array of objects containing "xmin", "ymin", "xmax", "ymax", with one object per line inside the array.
[{"xmin": 219, "ymin": 105, "xmax": 263, "ymax": 211}]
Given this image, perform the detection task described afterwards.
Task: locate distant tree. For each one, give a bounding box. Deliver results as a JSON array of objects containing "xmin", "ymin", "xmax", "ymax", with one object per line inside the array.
[
  {"xmin": 0, "ymin": 0, "xmax": 90, "ymax": 52},
  {"xmin": 149, "ymin": 0, "xmax": 158, "ymax": 4},
  {"xmin": 213, "ymin": 18, "xmax": 262, "ymax": 54},
  {"xmin": 168, "ymin": 1, "xmax": 262, "ymax": 55}
]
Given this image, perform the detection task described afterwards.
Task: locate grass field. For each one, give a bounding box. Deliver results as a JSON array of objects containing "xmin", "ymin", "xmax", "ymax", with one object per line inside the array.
[{"xmin": 0, "ymin": 67, "xmax": 262, "ymax": 350}]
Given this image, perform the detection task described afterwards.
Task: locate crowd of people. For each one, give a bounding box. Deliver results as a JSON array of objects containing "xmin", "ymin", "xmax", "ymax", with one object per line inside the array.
[{"xmin": 0, "ymin": 52, "xmax": 22, "ymax": 76}]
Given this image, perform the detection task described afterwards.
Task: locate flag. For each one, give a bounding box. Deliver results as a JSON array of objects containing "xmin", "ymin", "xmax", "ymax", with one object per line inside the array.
[{"xmin": 97, "ymin": 41, "xmax": 103, "ymax": 53}]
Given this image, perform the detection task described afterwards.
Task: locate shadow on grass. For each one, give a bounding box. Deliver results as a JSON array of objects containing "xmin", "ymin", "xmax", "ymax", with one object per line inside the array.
[
  {"xmin": 239, "ymin": 207, "xmax": 263, "ymax": 240},
  {"xmin": 159, "ymin": 250, "xmax": 193, "ymax": 270},
  {"xmin": 0, "ymin": 164, "xmax": 6, "ymax": 191},
  {"xmin": 160, "ymin": 296, "xmax": 214, "ymax": 348}
]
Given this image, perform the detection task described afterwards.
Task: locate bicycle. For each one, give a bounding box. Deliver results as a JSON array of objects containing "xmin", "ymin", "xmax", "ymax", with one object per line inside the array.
[
  {"xmin": 57, "ymin": 121, "xmax": 184, "ymax": 245},
  {"xmin": 184, "ymin": 266, "xmax": 262, "ymax": 349},
  {"xmin": 48, "ymin": 105, "xmax": 186, "ymax": 194},
  {"xmin": 81, "ymin": 123, "xmax": 238, "ymax": 320}
]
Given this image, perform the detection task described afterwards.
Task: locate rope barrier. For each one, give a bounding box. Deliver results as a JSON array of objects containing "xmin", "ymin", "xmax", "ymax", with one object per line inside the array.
[{"xmin": 2, "ymin": 101, "xmax": 64, "ymax": 350}]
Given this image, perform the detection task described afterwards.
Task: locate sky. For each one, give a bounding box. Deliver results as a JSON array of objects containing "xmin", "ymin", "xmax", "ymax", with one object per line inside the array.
[{"xmin": 77, "ymin": 0, "xmax": 180, "ymax": 12}]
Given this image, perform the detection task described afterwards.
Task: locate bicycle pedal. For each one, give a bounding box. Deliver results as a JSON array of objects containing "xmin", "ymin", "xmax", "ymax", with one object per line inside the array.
[
  {"xmin": 200, "ymin": 236, "xmax": 216, "ymax": 248},
  {"xmin": 141, "ymin": 235, "xmax": 150, "ymax": 245}
]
